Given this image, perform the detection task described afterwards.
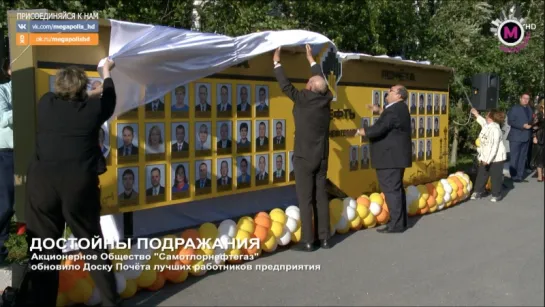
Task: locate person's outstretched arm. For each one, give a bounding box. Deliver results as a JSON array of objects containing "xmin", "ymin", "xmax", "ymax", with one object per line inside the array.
[
  {"xmin": 98, "ymin": 59, "xmax": 116, "ymax": 123},
  {"xmin": 273, "ymin": 47, "xmax": 303, "ymax": 103}
]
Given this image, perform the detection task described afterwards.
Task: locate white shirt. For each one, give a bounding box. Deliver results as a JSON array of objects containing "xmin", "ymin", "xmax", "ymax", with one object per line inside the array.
[
  {"xmin": 146, "ymin": 144, "xmax": 165, "ymax": 154},
  {"xmin": 476, "ymin": 115, "xmax": 507, "ymax": 164},
  {"xmin": 0, "ymin": 81, "xmax": 13, "ymax": 149}
]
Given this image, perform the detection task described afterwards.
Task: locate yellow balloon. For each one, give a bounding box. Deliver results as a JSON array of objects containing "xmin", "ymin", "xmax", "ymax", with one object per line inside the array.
[
  {"xmin": 349, "ymin": 216, "xmax": 362, "ymax": 230},
  {"xmin": 329, "ymin": 198, "xmax": 343, "ymax": 224},
  {"xmin": 428, "ymin": 204, "xmax": 437, "ymax": 213},
  {"xmin": 369, "ymin": 193, "xmax": 383, "ymax": 205},
  {"xmin": 291, "ymin": 226, "xmax": 301, "ymax": 243},
  {"xmin": 270, "ymin": 221, "xmax": 284, "ymax": 238},
  {"xmin": 269, "ymin": 209, "xmax": 287, "ymax": 225},
  {"xmin": 67, "ymin": 278, "xmax": 93, "ymax": 303},
  {"xmin": 362, "ymin": 212, "xmax": 376, "ymax": 228},
  {"xmin": 136, "ymin": 269, "xmax": 157, "ymax": 288},
  {"xmin": 56, "ymin": 292, "xmax": 68, "ymax": 306},
  {"xmin": 235, "ymin": 229, "xmax": 252, "ymax": 247},
  {"xmin": 475, "ymin": 138, "xmax": 481, "ymax": 147},
  {"xmin": 418, "ymin": 197, "xmax": 427, "ymax": 209},
  {"xmin": 120, "ymin": 279, "xmax": 137, "ymax": 299},
  {"xmin": 337, "ymin": 223, "xmax": 350, "ymax": 234},
  {"xmin": 198, "ymin": 222, "xmax": 218, "ymax": 241},
  {"xmin": 262, "ymin": 230, "xmax": 277, "ymax": 252},
  {"xmin": 237, "ymin": 218, "xmax": 255, "ymax": 234},
  {"xmin": 85, "ymin": 275, "xmax": 95, "ymax": 288},
  {"xmin": 356, "ymin": 203, "xmax": 370, "ymax": 220},
  {"xmin": 166, "ymin": 270, "xmax": 188, "ymax": 283},
  {"xmin": 408, "ymin": 202, "xmax": 419, "ymax": 215},
  {"xmin": 201, "ymin": 247, "xmax": 214, "ymax": 256}
]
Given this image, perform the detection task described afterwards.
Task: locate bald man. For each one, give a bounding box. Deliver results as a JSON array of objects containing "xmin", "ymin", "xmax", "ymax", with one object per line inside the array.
[{"xmin": 273, "ymin": 44, "xmax": 332, "ymax": 252}]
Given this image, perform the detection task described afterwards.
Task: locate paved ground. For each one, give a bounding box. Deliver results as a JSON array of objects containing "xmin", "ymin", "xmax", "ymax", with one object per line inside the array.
[{"xmin": 127, "ymin": 176, "xmax": 544, "ymax": 306}]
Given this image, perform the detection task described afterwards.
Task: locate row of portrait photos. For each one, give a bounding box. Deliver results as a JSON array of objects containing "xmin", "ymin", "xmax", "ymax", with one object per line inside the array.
[
  {"xmin": 360, "ymin": 116, "xmax": 441, "ymax": 142},
  {"xmin": 348, "ymin": 139, "xmax": 434, "ymax": 171},
  {"xmin": 371, "ymin": 90, "xmax": 448, "ymax": 115},
  {"xmin": 99, "ymin": 120, "xmax": 289, "ymax": 165},
  {"xmin": 65, "ymin": 77, "xmax": 274, "ymax": 119},
  {"xmin": 117, "ymin": 152, "xmax": 296, "ymax": 207}
]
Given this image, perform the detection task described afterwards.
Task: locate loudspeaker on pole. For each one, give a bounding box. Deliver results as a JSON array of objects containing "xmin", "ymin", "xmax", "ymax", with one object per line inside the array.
[{"xmin": 470, "ymin": 73, "xmax": 500, "ymax": 111}]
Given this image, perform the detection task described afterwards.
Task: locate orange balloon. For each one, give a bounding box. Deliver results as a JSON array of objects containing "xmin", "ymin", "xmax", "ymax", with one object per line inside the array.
[
  {"xmin": 58, "ymin": 270, "xmax": 77, "ymax": 292},
  {"xmin": 147, "ymin": 274, "xmax": 165, "ymax": 291},
  {"xmin": 356, "ymin": 196, "xmax": 370, "ymax": 207},
  {"xmin": 255, "ymin": 212, "xmax": 270, "ymax": 219},
  {"xmin": 426, "ymin": 183, "xmax": 438, "ymax": 198},
  {"xmin": 181, "ymin": 229, "xmax": 200, "ymax": 245},
  {"xmin": 177, "ymin": 247, "xmax": 195, "ymax": 265},
  {"xmin": 254, "ymin": 216, "xmax": 271, "ymax": 229},
  {"xmin": 376, "ymin": 209, "xmax": 390, "ymax": 224},
  {"xmin": 449, "ymin": 177, "xmax": 464, "ymax": 197},
  {"xmin": 244, "ymin": 235, "xmax": 260, "ymax": 255},
  {"xmin": 253, "ymin": 225, "xmax": 268, "ymax": 242}
]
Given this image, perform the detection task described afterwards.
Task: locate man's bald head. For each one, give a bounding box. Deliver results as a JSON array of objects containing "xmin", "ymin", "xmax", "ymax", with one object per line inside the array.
[{"xmin": 306, "ymin": 75, "xmax": 327, "ymax": 94}]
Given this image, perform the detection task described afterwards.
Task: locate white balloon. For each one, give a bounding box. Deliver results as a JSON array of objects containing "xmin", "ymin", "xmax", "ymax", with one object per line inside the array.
[
  {"xmin": 214, "ymin": 247, "xmax": 226, "ymax": 265},
  {"xmin": 114, "ymin": 272, "xmax": 126, "ymax": 294},
  {"xmin": 443, "ymin": 193, "xmax": 451, "ymax": 203},
  {"xmin": 218, "ymin": 220, "xmax": 237, "ymax": 237},
  {"xmin": 218, "ymin": 234, "xmax": 232, "ymax": 249},
  {"xmin": 343, "ymin": 206, "xmax": 357, "ymax": 221},
  {"xmin": 348, "ymin": 198, "xmax": 357, "ymax": 209},
  {"xmin": 369, "ymin": 202, "xmax": 381, "ymax": 216},
  {"xmin": 285, "ymin": 207, "xmax": 300, "ymax": 221},
  {"xmin": 441, "ymin": 179, "xmax": 453, "ymax": 193},
  {"xmin": 342, "ymin": 197, "xmax": 353, "ymax": 209},
  {"xmin": 131, "ymin": 245, "xmax": 152, "ymax": 258},
  {"xmin": 437, "ymin": 203, "xmax": 445, "ymax": 210},
  {"xmin": 335, "ymin": 215, "xmax": 348, "ymax": 230},
  {"xmin": 85, "ymin": 287, "xmax": 101, "ymax": 306},
  {"xmin": 278, "ymin": 227, "xmax": 292, "ymax": 246},
  {"xmin": 120, "ymin": 258, "xmax": 144, "ymax": 280},
  {"xmin": 285, "ymin": 217, "xmax": 298, "ymax": 233}
]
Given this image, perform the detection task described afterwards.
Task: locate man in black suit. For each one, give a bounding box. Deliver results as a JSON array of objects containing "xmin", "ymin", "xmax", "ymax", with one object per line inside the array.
[
  {"xmin": 118, "ymin": 125, "xmax": 139, "ymax": 156},
  {"xmin": 418, "ymin": 117, "xmax": 425, "ymax": 138},
  {"xmin": 195, "ymin": 85, "xmax": 211, "ymax": 112},
  {"xmin": 146, "ymin": 167, "xmax": 165, "ymax": 196},
  {"xmin": 426, "ymin": 140, "xmax": 432, "ymax": 159},
  {"xmin": 195, "ymin": 162, "xmax": 212, "ymax": 188},
  {"xmin": 418, "ymin": 94, "xmax": 425, "ymax": 114},
  {"xmin": 217, "ymin": 122, "xmax": 232, "ymax": 149},
  {"xmin": 356, "ymin": 84, "xmax": 412, "ymax": 233},
  {"xmin": 273, "ymin": 121, "xmax": 286, "ymax": 145},
  {"xmin": 217, "ymin": 160, "xmax": 232, "ymax": 186},
  {"xmin": 273, "ymin": 44, "xmax": 332, "ymax": 251},
  {"xmin": 171, "ymin": 124, "xmax": 189, "ymax": 152},
  {"xmin": 256, "ymin": 156, "xmax": 269, "ymax": 181},
  {"xmin": 217, "ymin": 85, "xmax": 232, "ymax": 112},
  {"xmin": 273, "ymin": 154, "xmax": 286, "ymax": 179},
  {"xmin": 418, "ymin": 141, "xmax": 424, "ymax": 160},
  {"xmin": 255, "ymin": 121, "xmax": 269, "ymax": 149},
  {"xmin": 145, "ymin": 98, "xmax": 164, "ymax": 112},
  {"xmin": 411, "ymin": 142, "xmax": 417, "ymax": 161}
]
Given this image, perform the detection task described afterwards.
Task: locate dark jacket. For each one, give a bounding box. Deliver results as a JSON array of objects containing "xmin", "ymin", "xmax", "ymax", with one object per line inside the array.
[
  {"xmin": 364, "ymin": 101, "xmax": 412, "ymax": 169},
  {"xmin": 35, "ymin": 78, "xmax": 116, "ymax": 174},
  {"xmin": 274, "ymin": 64, "xmax": 332, "ymax": 164},
  {"xmin": 507, "ymin": 104, "xmax": 533, "ymax": 142}
]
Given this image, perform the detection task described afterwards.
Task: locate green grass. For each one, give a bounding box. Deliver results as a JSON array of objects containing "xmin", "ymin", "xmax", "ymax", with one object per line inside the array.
[{"xmin": 448, "ymin": 153, "xmax": 475, "ymax": 174}]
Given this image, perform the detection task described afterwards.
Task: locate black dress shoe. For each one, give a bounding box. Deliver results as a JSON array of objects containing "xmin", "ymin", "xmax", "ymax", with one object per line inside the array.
[
  {"xmin": 320, "ymin": 239, "xmax": 330, "ymax": 249},
  {"xmin": 376, "ymin": 227, "xmax": 405, "ymax": 233},
  {"xmin": 293, "ymin": 242, "xmax": 317, "ymax": 252}
]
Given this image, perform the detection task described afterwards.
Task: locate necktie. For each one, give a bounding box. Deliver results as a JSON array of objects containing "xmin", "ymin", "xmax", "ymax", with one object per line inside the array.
[
  {"xmin": 201, "ymin": 144, "xmax": 203, "ymax": 150},
  {"xmin": 201, "ymin": 105, "xmax": 204, "ymax": 112},
  {"xmin": 242, "ymin": 176, "xmax": 245, "ymax": 183},
  {"xmin": 125, "ymin": 147, "xmax": 129, "ymax": 156},
  {"xmin": 153, "ymin": 188, "xmax": 157, "ymax": 196},
  {"xmin": 153, "ymin": 104, "xmax": 156, "ymax": 111},
  {"xmin": 277, "ymin": 138, "xmax": 280, "ymax": 144},
  {"xmin": 223, "ymin": 178, "xmax": 226, "ymax": 185},
  {"xmin": 200, "ymin": 180, "xmax": 204, "ymax": 188},
  {"xmin": 178, "ymin": 144, "xmax": 182, "ymax": 151}
]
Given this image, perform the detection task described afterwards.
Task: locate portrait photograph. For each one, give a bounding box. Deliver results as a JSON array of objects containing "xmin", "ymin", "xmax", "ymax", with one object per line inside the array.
[
  {"xmin": 411, "ymin": 141, "xmax": 417, "ymax": 162},
  {"xmin": 99, "ymin": 122, "xmax": 111, "ymax": 165},
  {"xmin": 361, "ymin": 117, "xmax": 370, "ymax": 142},
  {"xmin": 118, "ymin": 167, "xmax": 139, "ymax": 207},
  {"xmin": 171, "ymin": 162, "xmax": 190, "ymax": 200},
  {"xmin": 418, "ymin": 93, "xmax": 425, "ymax": 114},
  {"xmin": 434, "ymin": 94, "xmax": 440, "ymax": 114},
  {"xmin": 236, "ymin": 84, "xmax": 252, "ymax": 117},
  {"xmin": 145, "ymin": 164, "xmax": 166, "ymax": 204},
  {"xmin": 426, "ymin": 139, "xmax": 433, "ymax": 160},
  {"xmin": 195, "ymin": 160, "xmax": 212, "ymax": 196},
  {"xmin": 418, "ymin": 140, "xmax": 425, "ymax": 161},
  {"xmin": 349, "ymin": 146, "xmax": 359, "ymax": 171},
  {"xmin": 145, "ymin": 97, "xmax": 166, "ymax": 119},
  {"xmin": 217, "ymin": 158, "xmax": 233, "ymax": 192},
  {"xmin": 410, "ymin": 117, "xmax": 417, "ymax": 139},
  {"xmin": 289, "ymin": 151, "xmax": 295, "ymax": 181},
  {"xmin": 255, "ymin": 154, "xmax": 269, "ymax": 186},
  {"xmin": 88, "ymin": 78, "xmax": 103, "ymax": 91},
  {"xmin": 255, "ymin": 85, "xmax": 269, "ymax": 117},
  {"xmin": 360, "ymin": 145, "xmax": 370, "ymax": 170},
  {"xmin": 255, "ymin": 120, "xmax": 269, "ymax": 152},
  {"xmin": 372, "ymin": 90, "xmax": 381, "ymax": 115},
  {"xmin": 272, "ymin": 153, "xmax": 286, "ymax": 184},
  {"xmin": 272, "ymin": 119, "xmax": 286, "ymax": 150},
  {"xmin": 117, "ymin": 123, "xmax": 139, "ymax": 164},
  {"xmin": 426, "ymin": 93, "xmax": 433, "ymax": 114},
  {"xmin": 236, "ymin": 120, "xmax": 252, "ymax": 154},
  {"xmin": 426, "ymin": 116, "xmax": 433, "ymax": 138},
  {"xmin": 145, "ymin": 123, "xmax": 166, "ymax": 161},
  {"xmin": 409, "ymin": 92, "xmax": 417, "ymax": 114},
  {"xmin": 195, "ymin": 121, "xmax": 212, "ymax": 157},
  {"xmin": 217, "ymin": 83, "xmax": 233, "ymax": 118},
  {"xmin": 382, "ymin": 90, "xmax": 389, "ymax": 108},
  {"xmin": 171, "ymin": 84, "xmax": 189, "ymax": 119},
  {"xmin": 441, "ymin": 94, "xmax": 447, "ymax": 114},
  {"xmin": 195, "ymin": 83, "xmax": 212, "ymax": 118},
  {"xmin": 236, "ymin": 156, "xmax": 252, "ymax": 189},
  {"xmin": 418, "ymin": 116, "xmax": 425, "ymax": 138},
  {"xmin": 434, "ymin": 116, "xmax": 440, "ymax": 137},
  {"xmin": 171, "ymin": 122, "xmax": 190, "ymax": 159},
  {"xmin": 216, "ymin": 120, "xmax": 233, "ymax": 155}
]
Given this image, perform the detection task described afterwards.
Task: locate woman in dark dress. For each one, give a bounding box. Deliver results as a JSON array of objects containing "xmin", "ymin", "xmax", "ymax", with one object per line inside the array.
[
  {"xmin": 531, "ymin": 99, "xmax": 544, "ymax": 182},
  {"xmin": 23, "ymin": 59, "xmax": 121, "ymax": 306}
]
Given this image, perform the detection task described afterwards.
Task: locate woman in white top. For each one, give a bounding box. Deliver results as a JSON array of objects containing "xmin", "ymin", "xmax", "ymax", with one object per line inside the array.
[
  {"xmin": 470, "ymin": 108, "xmax": 507, "ymax": 202},
  {"xmin": 146, "ymin": 125, "xmax": 165, "ymax": 154}
]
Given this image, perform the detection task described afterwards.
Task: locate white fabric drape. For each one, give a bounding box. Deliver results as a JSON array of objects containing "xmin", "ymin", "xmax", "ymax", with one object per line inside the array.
[{"xmin": 99, "ymin": 20, "xmax": 336, "ymax": 118}]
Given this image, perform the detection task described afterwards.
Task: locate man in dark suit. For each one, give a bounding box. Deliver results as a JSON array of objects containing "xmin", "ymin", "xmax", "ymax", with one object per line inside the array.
[
  {"xmin": 411, "ymin": 142, "xmax": 417, "ymax": 161},
  {"xmin": 217, "ymin": 85, "xmax": 232, "ymax": 112},
  {"xmin": 195, "ymin": 85, "xmax": 211, "ymax": 112},
  {"xmin": 118, "ymin": 125, "xmax": 139, "ymax": 156},
  {"xmin": 145, "ymin": 167, "xmax": 165, "ymax": 196},
  {"xmin": 356, "ymin": 84, "xmax": 412, "ymax": 233},
  {"xmin": 145, "ymin": 98, "xmax": 164, "ymax": 112},
  {"xmin": 273, "ymin": 44, "xmax": 332, "ymax": 251},
  {"xmin": 426, "ymin": 140, "xmax": 432, "ymax": 159},
  {"xmin": 255, "ymin": 121, "xmax": 269, "ymax": 148},
  {"xmin": 256, "ymin": 156, "xmax": 269, "ymax": 181},
  {"xmin": 273, "ymin": 121, "xmax": 286, "ymax": 145},
  {"xmin": 171, "ymin": 124, "xmax": 189, "ymax": 152},
  {"xmin": 418, "ymin": 94, "xmax": 425, "ymax": 114},
  {"xmin": 217, "ymin": 160, "xmax": 232, "ymax": 186},
  {"xmin": 273, "ymin": 154, "xmax": 286, "ymax": 178},
  {"xmin": 418, "ymin": 117, "xmax": 425, "ymax": 138},
  {"xmin": 217, "ymin": 122, "xmax": 232, "ymax": 149},
  {"xmin": 410, "ymin": 94, "xmax": 417, "ymax": 114},
  {"xmin": 195, "ymin": 162, "xmax": 212, "ymax": 188},
  {"xmin": 418, "ymin": 141, "xmax": 424, "ymax": 161},
  {"xmin": 507, "ymin": 93, "xmax": 533, "ymax": 182}
]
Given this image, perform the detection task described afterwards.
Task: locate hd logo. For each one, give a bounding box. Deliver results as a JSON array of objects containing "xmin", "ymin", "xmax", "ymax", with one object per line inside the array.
[{"xmin": 320, "ymin": 47, "xmax": 342, "ymax": 101}]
